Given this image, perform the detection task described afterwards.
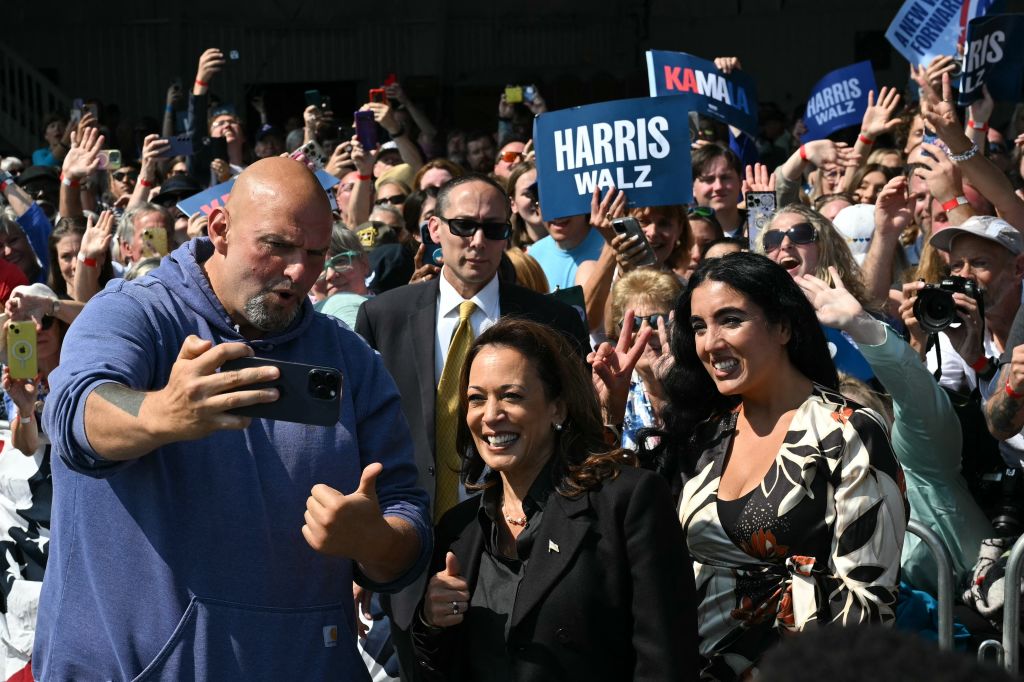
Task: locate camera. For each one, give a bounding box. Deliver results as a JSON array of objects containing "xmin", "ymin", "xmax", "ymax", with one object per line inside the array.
[
  {"xmin": 989, "ymin": 467, "xmax": 1024, "ymax": 537},
  {"xmin": 307, "ymin": 369, "xmax": 340, "ymax": 401},
  {"xmin": 912, "ymin": 275, "xmax": 982, "ymax": 334}
]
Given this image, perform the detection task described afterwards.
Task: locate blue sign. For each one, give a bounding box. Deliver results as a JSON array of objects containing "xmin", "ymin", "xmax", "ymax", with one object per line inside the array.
[
  {"xmin": 886, "ymin": 0, "xmax": 1002, "ymax": 66},
  {"xmin": 645, "ymin": 50, "xmax": 758, "ymax": 135},
  {"xmin": 958, "ymin": 14, "xmax": 1024, "ymax": 105},
  {"xmin": 533, "ymin": 96, "xmax": 693, "ymax": 221},
  {"xmin": 803, "ymin": 62, "xmax": 877, "ymax": 141},
  {"xmin": 177, "ymin": 169, "xmax": 341, "ymax": 217}
]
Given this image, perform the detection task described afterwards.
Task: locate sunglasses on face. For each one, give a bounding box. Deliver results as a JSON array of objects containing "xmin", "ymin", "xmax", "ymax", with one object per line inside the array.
[
  {"xmin": 112, "ymin": 171, "xmax": 138, "ymax": 182},
  {"xmin": 763, "ymin": 222, "xmax": 818, "ymax": 253},
  {"xmin": 629, "ymin": 313, "xmax": 668, "ymax": 330},
  {"xmin": 324, "ymin": 250, "xmax": 360, "ymax": 273},
  {"xmin": 40, "ymin": 315, "xmax": 56, "ymax": 331},
  {"xmin": 438, "ymin": 216, "xmax": 511, "ymax": 241},
  {"xmin": 499, "ymin": 150, "xmax": 523, "ymax": 163},
  {"xmin": 687, "ymin": 206, "xmax": 715, "ymax": 219},
  {"xmin": 374, "ymin": 195, "xmax": 406, "ymax": 206}
]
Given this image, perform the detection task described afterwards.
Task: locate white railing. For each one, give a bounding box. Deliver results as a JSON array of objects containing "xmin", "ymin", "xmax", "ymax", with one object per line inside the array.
[{"xmin": 0, "ymin": 43, "xmax": 69, "ymax": 157}]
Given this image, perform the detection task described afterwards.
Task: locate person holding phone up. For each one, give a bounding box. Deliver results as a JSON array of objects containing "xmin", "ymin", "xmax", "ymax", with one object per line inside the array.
[{"xmin": 34, "ymin": 157, "xmax": 430, "ymax": 680}]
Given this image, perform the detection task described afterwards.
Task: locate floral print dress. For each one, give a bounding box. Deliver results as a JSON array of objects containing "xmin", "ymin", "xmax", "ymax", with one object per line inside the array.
[{"xmin": 679, "ymin": 384, "xmax": 908, "ymax": 681}]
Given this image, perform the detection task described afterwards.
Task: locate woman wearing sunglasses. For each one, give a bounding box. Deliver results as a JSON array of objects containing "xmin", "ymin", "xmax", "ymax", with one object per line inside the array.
[
  {"xmin": 649, "ymin": 252, "xmax": 906, "ymax": 681},
  {"xmin": 756, "ymin": 205, "xmax": 879, "ymax": 383}
]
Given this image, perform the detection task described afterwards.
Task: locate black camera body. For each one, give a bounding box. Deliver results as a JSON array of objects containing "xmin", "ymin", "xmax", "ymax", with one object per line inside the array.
[{"xmin": 913, "ymin": 275, "xmax": 983, "ymax": 334}]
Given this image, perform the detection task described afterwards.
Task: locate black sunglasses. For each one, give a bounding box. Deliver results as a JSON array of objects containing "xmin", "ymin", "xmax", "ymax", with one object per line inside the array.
[
  {"xmin": 112, "ymin": 171, "xmax": 138, "ymax": 182},
  {"xmin": 624, "ymin": 313, "xmax": 668, "ymax": 330},
  {"xmin": 438, "ymin": 216, "xmax": 511, "ymax": 241},
  {"xmin": 763, "ymin": 222, "xmax": 817, "ymax": 253},
  {"xmin": 374, "ymin": 195, "xmax": 406, "ymax": 206},
  {"xmin": 40, "ymin": 315, "xmax": 56, "ymax": 330}
]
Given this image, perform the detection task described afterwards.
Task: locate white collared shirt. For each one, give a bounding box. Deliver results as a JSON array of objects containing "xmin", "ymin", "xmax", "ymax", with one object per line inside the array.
[{"xmin": 434, "ymin": 269, "xmax": 501, "ymax": 385}]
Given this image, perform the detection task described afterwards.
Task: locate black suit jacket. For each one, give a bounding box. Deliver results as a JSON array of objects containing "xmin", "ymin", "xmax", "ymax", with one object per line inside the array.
[
  {"xmin": 354, "ymin": 277, "xmax": 589, "ymax": 628},
  {"xmin": 414, "ymin": 466, "xmax": 700, "ymax": 681}
]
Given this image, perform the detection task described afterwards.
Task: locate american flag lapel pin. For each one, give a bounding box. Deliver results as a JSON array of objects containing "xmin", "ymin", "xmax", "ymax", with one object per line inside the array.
[{"xmin": 548, "ymin": 540, "xmax": 559, "ymax": 553}]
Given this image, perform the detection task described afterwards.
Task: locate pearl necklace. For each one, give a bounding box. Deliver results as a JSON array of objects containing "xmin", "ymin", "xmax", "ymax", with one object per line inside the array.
[{"xmin": 503, "ymin": 508, "xmax": 528, "ymax": 526}]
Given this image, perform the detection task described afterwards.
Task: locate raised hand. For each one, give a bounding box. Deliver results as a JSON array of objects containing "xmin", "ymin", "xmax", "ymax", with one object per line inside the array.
[
  {"xmin": 874, "ymin": 176, "xmax": 914, "ymax": 238},
  {"xmin": 803, "ymin": 140, "xmax": 859, "ymax": 169},
  {"xmin": 743, "ymin": 163, "xmax": 776, "ymax": 193},
  {"xmin": 194, "ymin": 48, "xmax": 224, "ymax": 93},
  {"xmin": 63, "ymin": 127, "xmax": 104, "ymax": 181},
  {"xmin": 588, "ymin": 310, "xmax": 653, "ymax": 425},
  {"xmin": 916, "ymin": 141, "xmax": 963, "ymax": 203},
  {"xmin": 860, "ymin": 87, "xmax": 902, "ymax": 140},
  {"xmin": 409, "ymin": 243, "xmax": 441, "ymax": 284},
  {"xmin": 424, "ymin": 552, "xmax": 471, "ymax": 628},
  {"xmin": 81, "ymin": 210, "xmax": 115, "ymax": 263},
  {"xmin": 589, "ymin": 186, "xmax": 627, "ymax": 238},
  {"xmin": 303, "ymin": 463, "xmax": 389, "ymax": 559}
]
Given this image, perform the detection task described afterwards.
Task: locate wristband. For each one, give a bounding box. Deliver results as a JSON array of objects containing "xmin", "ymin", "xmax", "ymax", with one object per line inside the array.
[
  {"xmin": 967, "ymin": 119, "xmax": 989, "ymax": 131},
  {"xmin": 970, "ymin": 355, "xmax": 989, "ymax": 373},
  {"xmin": 0, "ymin": 171, "xmax": 14, "ymax": 193},
  {"xmin": 60, "ymin": 173, "xmax": 80, "ymax": 188},
  {"xmin": 165, "ymin": 104, "xmax": 175, "ymax": 113},
  {"xmin": 77, "ymin": 253, "xmax": 97, "ymax": 268},
  {"xmin": 356, "ymin": 174, "xmax": 372, "ymax": 181},
  {"xmin": 941, "ymin": 196, "xmax": 969, "ymax": 212},
  {"xmin": 194, "ymin": 78, "xmax": 209, "ymax": 88},
  {"xmin": 139, "ymin": 178, "xmax": 154, "ymax": 188},
  {"xmin": 18, "ymin": 414, "xmax": 32, "ymax": 425},
  {"xmin": 799, "ymin": 145, "xmax": 808, "ymax": 162},
  {"xmin": 858, "ymin": 133, "xmax": 875, "ymax": 145},
  {"xmin": 1007, "ymin": 380, "xmax": 1024, "ymax": 401}
]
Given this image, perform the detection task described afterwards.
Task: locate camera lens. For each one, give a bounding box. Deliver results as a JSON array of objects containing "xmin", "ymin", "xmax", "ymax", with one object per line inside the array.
[
  {"xmin": 308, "ymin": 370, "xmax": 339, "ymax": 401},
  {"xmin": 913, "ymin": 288, "xmax": 956, "ymax": 334}
]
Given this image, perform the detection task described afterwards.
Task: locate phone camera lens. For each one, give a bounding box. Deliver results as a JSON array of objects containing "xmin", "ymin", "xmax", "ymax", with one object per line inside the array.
[{"xmin": 308, "ymin": 370, "xmax": 340, "ymax": 401}]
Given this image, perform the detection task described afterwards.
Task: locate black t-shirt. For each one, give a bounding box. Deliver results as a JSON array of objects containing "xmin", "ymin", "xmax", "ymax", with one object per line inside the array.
[{"xmin": 1000, "ymin": 304, "xmax": 1024, "ymax": 364}]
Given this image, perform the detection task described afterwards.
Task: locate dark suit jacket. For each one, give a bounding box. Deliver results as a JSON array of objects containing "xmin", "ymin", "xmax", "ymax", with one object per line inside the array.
[
  {"xmin": 414, "ymin": 466, "xmax": 700, "ymax": 681},
  {"xmin": 354, "ymin": 277, "xmax": 590, "ymax": 629}
]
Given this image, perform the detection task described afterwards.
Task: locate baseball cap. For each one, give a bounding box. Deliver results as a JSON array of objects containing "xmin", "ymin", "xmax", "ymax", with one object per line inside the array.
[
  {"xmin": 152, "ymin": 174, "xmax": 202, "ymax": 207},
  {"xmin": 256, "ymin": 124, "xmax": 283, "ymax": 142},
  {"xmin": 929, "ymin": 215, "xmax": 1022, "ymax": 255}
]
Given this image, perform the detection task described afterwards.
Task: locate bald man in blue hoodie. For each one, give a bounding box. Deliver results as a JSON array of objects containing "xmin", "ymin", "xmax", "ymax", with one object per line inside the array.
[{"xmin": 36, "ymin": 157, "xmax": 430, "ymax": 680}]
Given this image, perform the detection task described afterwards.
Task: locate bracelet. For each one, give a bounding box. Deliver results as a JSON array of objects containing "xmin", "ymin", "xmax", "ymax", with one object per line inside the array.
[
  {"xmin": 799, "ymin": 145, "xmax": 808, "ymax": 162},
  {"xmin": 60, "ymin": 173, "xmax": 80, "ymax": 188},
  {"xmin": 1007, "ymin": 380, "xmax": 1024, "ymax": 401},
  {"xmin": 970, "ymin": 355, "xmax": 989, "ymax": 373},
  {"xmin": 356, "ymin": 174, "xmax": 372, "ymax": 181},
  {"xmin": 948, "ymin": 143, "xmax": 979, "ymax": 163},
  {"xmin": 139, "ymin": 178, "xmax": 154, "ymax": 188},
  {"xmin": 165, "ymin": 105, "xmax": 175, "ymax": 113},
  {"xmin": 77, "ymin": 253, "xmax": 97, "ymax": 268},
  {"xmin": 18, "ymin": 414, "xmax": 32, "ymax": 425},
  {"xmin": 194, "ymin": 78, "xmax": 209, "ymax": 88},
  {"xmin": 941, "ymin": 196, "xmax": 969, "ymax": 212},
  {"xmin": 967, "ymin": 119, "xmax": 989, "ymax": 131},
  {"xmin": 0, "ymin": 179, "xmax": 9, "ymax": 193},
  {"xmin": 858, "ymin": 133, "xmax": 875, "ymax": 145}
]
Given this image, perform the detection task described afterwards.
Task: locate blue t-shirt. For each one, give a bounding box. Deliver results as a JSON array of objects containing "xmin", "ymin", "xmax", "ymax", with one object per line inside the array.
[{"xmin": 528, "ymin": 227, "xmax": 605, "ymax": 292}]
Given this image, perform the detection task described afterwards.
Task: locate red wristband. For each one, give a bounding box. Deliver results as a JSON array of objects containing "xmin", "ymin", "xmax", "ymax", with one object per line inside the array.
[
  {"xmin": 858, "ymin": 134, "xmax": 875, "ymax": 145},
  {"xmin": 356, "ymin": 174, "xmax": 372, "ymax": 181},
  {"xmin": 194, "ymin": 78, "xmax": 209, "ymax": 87},
  {"xmin": 941, "ymin": 196, "xmax": 969, "ymax": 212},
  {"xmin": 799, "ymin": 145, "xmax": 808, "ymax": 162},
  {"xmin": 139, "ymin": 178, "xmax": 154, "ymax": 188},
  {"xmin": 0, "ymin": 179, "xmax": 9, "ymax": 193},
  {"xmin": 968, "ymin": 119, "xmax": 989, "ymax": 131},
  {"xmin": 77, "ymin": 253, "xmax": 97, "ymax": 268},
  {"xmin": 971, "ymin": 355, "xmax": 989, "ymax": 373},
  {"xmin": 59, "ymin": 173, "xmax": 80, "ymax": 188},
  {"xmin": 1007, "ymin": 380, "xmax": 1024, "ymax": 400}
]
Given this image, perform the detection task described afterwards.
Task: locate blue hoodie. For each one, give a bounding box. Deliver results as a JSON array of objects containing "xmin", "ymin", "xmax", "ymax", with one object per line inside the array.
[{"xmin": 37, "ymin": 238, "xmax": 431, "ymax": 680}]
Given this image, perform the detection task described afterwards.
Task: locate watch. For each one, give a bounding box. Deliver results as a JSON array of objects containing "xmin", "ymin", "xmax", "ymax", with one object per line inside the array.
[{"xmin": 51, "ymin": 299, "xmax": 61, "ymax": 317}]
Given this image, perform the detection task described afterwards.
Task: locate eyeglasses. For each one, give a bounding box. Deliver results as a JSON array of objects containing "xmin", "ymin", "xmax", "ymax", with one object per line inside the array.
[
  {"xmin": 687, "ymin": 206, "xmax": 716, "ymax": 221},
  {"xmin": 763, "ymin": 222, "xmax": 818, "ymax": 253},
  {"xmin": 438, "ymin": 216, "xmax": 511, "ymax": 241},
  {"xmin": 112, "ymin": 171, "xmax": 138, "ymax": 182},
  {"xmin": 211, "ymin": 118, "xmax": 239, "ymax": 130},
  {"xmin": 499, "ymin": 150, "xmax": 523, "ymax": 163},
  {"xmin": 374, "ymin": 195, "xmax": 406, "ymax": 206},
  {"xmin": 631, "ymin": 313, "xmax": 668, "ymax": 329},
  {"xmin": 324, "ymin": 251, "xmax": 360, "ymax": 273}
]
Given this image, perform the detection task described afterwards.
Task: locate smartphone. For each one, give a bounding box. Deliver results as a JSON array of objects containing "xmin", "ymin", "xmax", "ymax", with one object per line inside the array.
[
  {"xmin": 289, "ymin": 140, "xmax": 327, "ymax": 171},
  {"xmin": 6, "ymin": 321, "xmax": 37, "ymax": 381},
  {"xmin": 523, "ymin": 85, "xmax": 536, "ymax": 103},
  {"xmin": 228, "ymin": 50, "xmax": 240, "ymax": 61},
  {"xmin": 97, "ymin": 149, "xmax": 122, "ymax": 171},
  {"xmin": 220, "ymin": 357, "xmax": 342, "ymax": 427},
  {"xmin": 611, "ymin": 217, "xmax": 657, "ymax": 267},
  {"xmin": 369, "ymin": 88, "xmax": 388, "ymax": 105},
  {"xmin": 70, "ymin": 98, "xmax": 84, "ymax": 127},
  {"xmin": 420, "ymin": 223, "xmax": 443, "ymax": 267},
  {"xmin": 745, "ymin": 191, "xmax": 777, "ymax": 251},
  {"xmin": 383, "ymin": 73, "xmax": 397, "ymax": 86},
  {"xmin": 141, "ymin": 228, "xmax": 169, "ymax": 257},
  {"xmin": 921, "ymin": 131, "xmax": 949, "ymax": 160},
  {"xmin": 505, "ymin": 86, "xmax": 523, "ymax": 104},
  {"xmin": 207, "ymin": 136, "xmax": 228, "ymax": 162},
  {"xmin": 305, "ymin": 89, "xmax": 322, "ymax": 108},
  {"xmin": 83, "ymin": 102, "xmax": 99, "ymax": 120},
  {"xmin": 159, "ymin": 133, "xmax": 194, "ymax": 158},
  {"xmin": 354, "ymin": 110, "xmax": 377, "ymax": 151}
]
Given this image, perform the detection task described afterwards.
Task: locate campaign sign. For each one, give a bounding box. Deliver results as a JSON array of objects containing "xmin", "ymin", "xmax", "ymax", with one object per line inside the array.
[
  {"xmin": 958, "ymin": 14, "xmax": 1024, "ymax": 105},
  {"xmin": 177, "ymin": 170, "xmax": 341, "ymax": 217},
  {"xmin": 802, "ymin": 62, "xmax": 877, "ymax": 141},
  {"xmin": 886, "ymin": 0, "xmax": 1002, "ymax": 66},
  {"xmin": 533, "ymin": 96, "xmax": 693, "ymax": 221},
  {"xmin": 645, "ymin": 50, "xmax": 758, "ymax": 135}
]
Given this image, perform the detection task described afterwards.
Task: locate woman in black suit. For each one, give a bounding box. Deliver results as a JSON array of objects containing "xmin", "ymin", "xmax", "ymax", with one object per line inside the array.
[{"xmin": 414, "ymin": 318, "xmax": 699, "ymax": 681}]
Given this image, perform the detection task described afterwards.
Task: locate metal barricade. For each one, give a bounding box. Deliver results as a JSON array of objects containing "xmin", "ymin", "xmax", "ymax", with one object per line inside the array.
[
  {"xmin": 1001, "ymin": 533, "xmax": 1024, "ymax": 674},
  {"xmin": 906, "ymin": 520, "xmax": 956, "ymax": 651}
]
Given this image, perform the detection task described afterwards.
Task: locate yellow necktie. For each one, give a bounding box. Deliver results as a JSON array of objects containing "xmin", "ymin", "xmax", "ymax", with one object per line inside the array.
[{"xmin": 434, "ymin": 300, "xmax": 477, "ymax": 522}]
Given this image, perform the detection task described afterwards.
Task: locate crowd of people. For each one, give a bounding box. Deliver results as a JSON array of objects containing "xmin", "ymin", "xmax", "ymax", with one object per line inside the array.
[{"xmin": 0, "ymin": 43, "xmax": 1023, "ymax": 681}]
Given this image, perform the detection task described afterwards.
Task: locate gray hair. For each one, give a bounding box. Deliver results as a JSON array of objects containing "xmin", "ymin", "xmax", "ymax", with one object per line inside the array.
[
  {"xmin": 330, "ymin": 223, "xmax": 366, "ymax": 258},
  {"xmin": 0, "ymin": 207, "xmax": 25, "ymax": 238},
  {"xmin": 369, "ymin": 203, "xmax": 405, "ymax": 233},
  {"xmin": 117, "ymin": 203, "xmax": 171, "ymax": 245}
]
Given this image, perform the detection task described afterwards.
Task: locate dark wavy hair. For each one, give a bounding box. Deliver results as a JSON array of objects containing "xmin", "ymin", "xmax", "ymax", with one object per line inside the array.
[
  {"xmin": 651, "ymin": 252, "xmax": 838, "ymax": 475},
  {"xmin": 455, "ymin": 318, "xmax": 635, "ymax": 498}
]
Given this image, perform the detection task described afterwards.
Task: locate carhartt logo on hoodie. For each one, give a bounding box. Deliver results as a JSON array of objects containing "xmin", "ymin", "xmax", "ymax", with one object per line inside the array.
[{"xmin": 323, "ymin": 625, "xmax": 338, "ymax": 648}]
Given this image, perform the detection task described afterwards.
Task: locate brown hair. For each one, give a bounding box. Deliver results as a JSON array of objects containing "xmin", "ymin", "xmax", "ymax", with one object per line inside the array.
[
  {"xmin": 412, "ymin": 158, "xmax": 464, "ymax": 190},
  {"xmin": 506, "ymin": 160, "xmax": 539, "ymax": 249},
  {"xmin": 504, "ymin": 247, "xmax": 549, "ymax": 293},
  {"xmin": 456, "ymin": 318, "xmax": 635, "ymax": 497}
]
